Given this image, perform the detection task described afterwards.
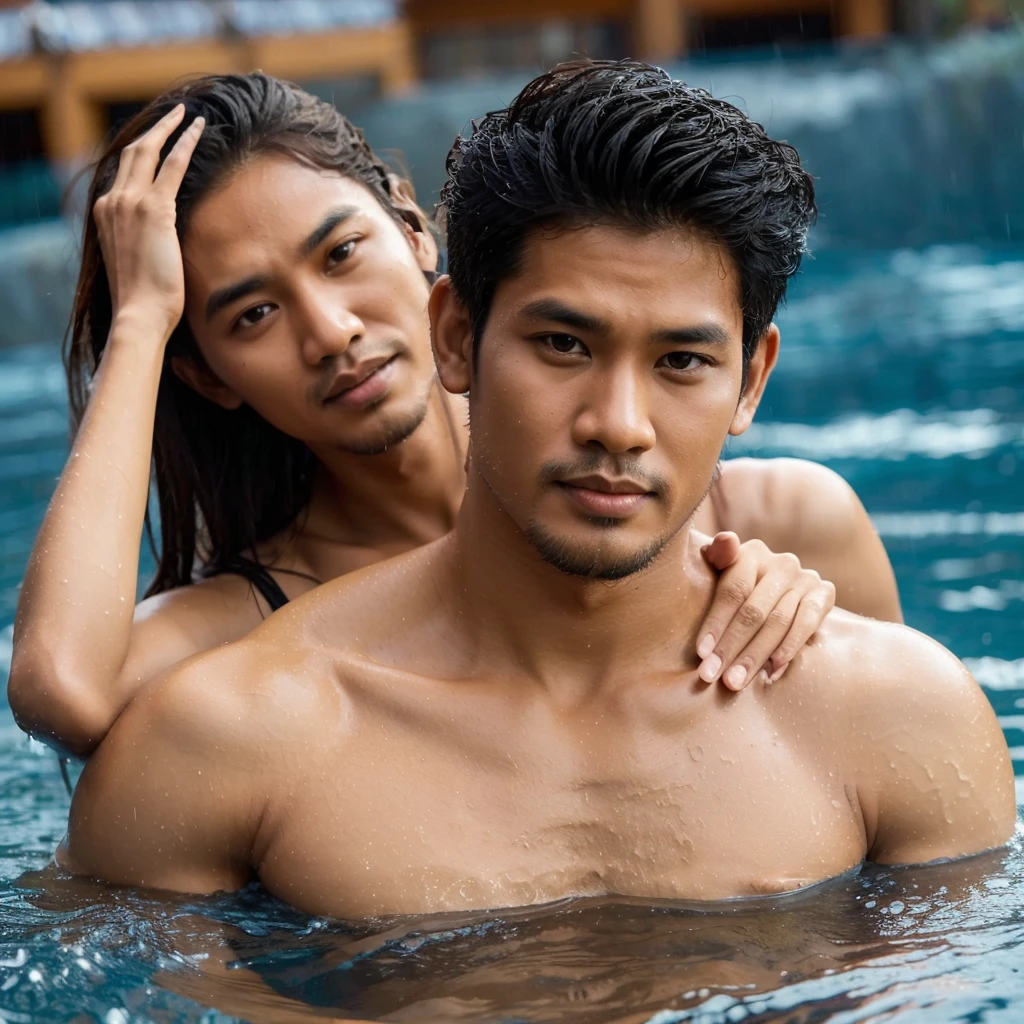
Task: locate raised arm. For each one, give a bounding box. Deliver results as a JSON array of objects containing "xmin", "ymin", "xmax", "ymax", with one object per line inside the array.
[{"xmin": 8, "ymin": 107, "xmax": 205, "ymax": 753}]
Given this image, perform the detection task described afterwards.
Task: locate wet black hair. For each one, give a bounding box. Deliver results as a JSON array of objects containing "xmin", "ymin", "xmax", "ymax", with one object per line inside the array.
[{"xmin": 440, "ymin": 58, "xmax": 817, "ymax": 368}]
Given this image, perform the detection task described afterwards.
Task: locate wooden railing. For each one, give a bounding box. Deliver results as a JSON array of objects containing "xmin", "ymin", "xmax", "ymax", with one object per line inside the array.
[
  {"xmin": 0, "ymin": 11, "xmax": 416, "ymax": 169},
  {"xmin": 0, "ymin": 0, "xmax": 898, "ymax": 170},
  {"xmin": 406, "ymin": 0, "xmax": 893, "ymax": 63}
]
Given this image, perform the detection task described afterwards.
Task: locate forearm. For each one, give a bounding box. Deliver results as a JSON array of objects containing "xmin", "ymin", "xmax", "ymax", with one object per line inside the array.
[{"xmin": 10, "ymin": 315, "xmax": 167, "ymax": 749}]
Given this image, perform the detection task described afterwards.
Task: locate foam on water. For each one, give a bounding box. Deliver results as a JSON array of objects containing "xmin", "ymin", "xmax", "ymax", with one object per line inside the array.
[{"xmin": 738, "ymin": 408, "xmax": 1021, "ymax": 461}]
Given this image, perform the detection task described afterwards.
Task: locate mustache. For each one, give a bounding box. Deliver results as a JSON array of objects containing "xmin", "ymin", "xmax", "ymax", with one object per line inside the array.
[{"xmin": 539, "ymin": 454, "xmax": 669, "ymax": 499}]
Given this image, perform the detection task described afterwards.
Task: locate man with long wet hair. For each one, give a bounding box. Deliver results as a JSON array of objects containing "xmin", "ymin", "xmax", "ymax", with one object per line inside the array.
[{"xmin": 59, "ymin": 60, "xmax": 1013, "ymax": 917}]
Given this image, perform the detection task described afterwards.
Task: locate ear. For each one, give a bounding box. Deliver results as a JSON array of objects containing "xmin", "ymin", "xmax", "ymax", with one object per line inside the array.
[
  {"xmin": 170, "ymin": 354, "xmax": 244, "ymax": 410},
  {"xmin": 729, "ymin": 323, "xmax": 779, "ymax": 437},
  {"xmin": 389, "ymin": 174, "xmax": 439, "ymax": 274},
  {"xmin": 428, "ymin": 275, "xmax": 473, "ymax": 396}
]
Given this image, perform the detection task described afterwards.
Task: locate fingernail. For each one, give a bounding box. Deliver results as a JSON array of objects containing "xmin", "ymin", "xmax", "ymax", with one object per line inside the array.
[
  {"xmin": 697, "ymin": 633, "xmax": 715, "ymax": 659},
  {"xmin": 725, "ymin": 665, "xmax": 747, "ymax": 690},
  {"xmin": 769, "ymin": 665, "xmax": 785, "ymax": 683},
  {"xmin": 698, "ymin": 653, "xmax": 722, "ymax": 682}
]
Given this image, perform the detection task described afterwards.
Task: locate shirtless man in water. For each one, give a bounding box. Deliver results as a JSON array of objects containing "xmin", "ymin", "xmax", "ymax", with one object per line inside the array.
[{"xmin": 61, "ymin": 61, "xmax": 1015, "ymax": 917}]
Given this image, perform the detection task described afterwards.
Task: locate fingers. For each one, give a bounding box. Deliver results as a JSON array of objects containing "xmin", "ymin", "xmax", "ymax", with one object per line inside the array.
[
  {"xmin": 698, "ymin": 571, "xmax": 792, "ymax": 687},
  {"xmin": 109, "ymin": 104, "xmax": 187, "ymax": 194},
  {"xmin": 130, "ymin": 104, "xmax": 191, "ymax": 186},
  {"xmin": 154, "ymin": 115, "xmax": 205, "ymax": 196},
  {"xmin": 716, "ymin": 589, "xmax": 802, "ymax": 690},
  {"xmin": 700, "ymin": 530, "xmax": 741, "ymax": 571},
  {"xmin": 766, "ymin": 581, "xmax": 836, "ymax": 683},
  {"xmin": 695, "ymin": 539, "xmax": 767, "ymax": 672}
]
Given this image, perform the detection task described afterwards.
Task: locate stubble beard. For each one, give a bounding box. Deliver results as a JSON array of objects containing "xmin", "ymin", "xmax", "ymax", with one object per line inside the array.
[
  {"xmin": 335, "ymin": 374, "xmax": 434, "ymax": 456},
  {"xmin": 522, "ymin": 459, "xmax": 724, "ymax": 582}
]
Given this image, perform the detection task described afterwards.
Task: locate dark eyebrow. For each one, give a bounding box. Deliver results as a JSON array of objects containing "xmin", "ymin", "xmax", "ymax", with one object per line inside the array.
[
  {"xmin": 299, "ymin": 206, "xmax": 358, "ymax": 258},
  {"xmin": 519, "ymin": 298, "xmax": 609, "ymax": 335},
  {"xmin": 204, "ymin": 207, "xmax": 361, "ymax": 323},
  {"xmin": 652, "ymin": 323, "xmax": 732, "ymax": 345},
  {"xmin": 205, "ymin": 275, "xmax": 269, "ymax": 323},
  {"xmin": 519, "ymin": 298, "xmax": 731, "ymax": 346}
]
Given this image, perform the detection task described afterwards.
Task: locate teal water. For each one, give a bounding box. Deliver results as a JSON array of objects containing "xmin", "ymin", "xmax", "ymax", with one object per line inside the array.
[{"xmin": 0, "ymin": 242, "xmax": 1022, "ymax": 1022}]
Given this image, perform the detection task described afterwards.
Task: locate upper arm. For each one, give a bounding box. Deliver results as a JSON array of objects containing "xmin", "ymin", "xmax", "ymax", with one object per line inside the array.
[
  {"xmin": 60, "ymin": 649, "xmax": 265, "ymax": 895},
  {"xmin": 120, "ymin": 578, "xmax": 262, "ymax": 694},
  {"xmin": 9, "ymin": 577, "xmax": 259, "ymax": 757},
  {"xmin": 845, "ymin": 623, "xmax": 1016, "ymax": 866},
  {"xmin": 724, "ymin": 458, "xmax": 902, "ymax": 622}
]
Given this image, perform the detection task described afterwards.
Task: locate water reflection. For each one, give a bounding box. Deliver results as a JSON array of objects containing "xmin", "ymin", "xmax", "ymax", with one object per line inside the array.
[{"xmin": 2, "ymin": 836, "xmax": 1021, "ymax": 1023}]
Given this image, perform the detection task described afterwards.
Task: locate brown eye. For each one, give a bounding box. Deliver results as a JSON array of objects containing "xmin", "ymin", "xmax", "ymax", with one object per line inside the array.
[
  {"xmin": 326, "ymin": 240, "xmax": 356, "ymax": 267},
  {"xmin": 542, "ymin": 334, "xmax": 584, "ymax": 355},
  {"xmin": 236, "ymin": 303, "xmax": 274, "ymax": 329},
  {"xmin": 659, "ymin": 352, "xmax": 701, "ymax": 371}
]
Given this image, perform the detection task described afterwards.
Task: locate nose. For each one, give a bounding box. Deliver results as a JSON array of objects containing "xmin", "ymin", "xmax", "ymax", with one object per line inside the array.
[
  {"xmin": 570, "ymin": 363, "xmax": 656, "ymax": 455},
  {"xmin": 296, "ymin": 283, "xmax": 366, "ymax": 365}
]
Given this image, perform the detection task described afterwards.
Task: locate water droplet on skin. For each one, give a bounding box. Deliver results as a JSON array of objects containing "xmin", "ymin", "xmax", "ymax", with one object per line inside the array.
[{"xmin": 689, "ymin": 745, "xmax": 704, "ymax": 762}]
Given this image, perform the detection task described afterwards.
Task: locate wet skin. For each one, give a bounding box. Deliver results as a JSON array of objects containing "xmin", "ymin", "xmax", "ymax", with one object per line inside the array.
[{"xmin": 61, "ymin": 224, "xmax": 1012, "ymax": 918}]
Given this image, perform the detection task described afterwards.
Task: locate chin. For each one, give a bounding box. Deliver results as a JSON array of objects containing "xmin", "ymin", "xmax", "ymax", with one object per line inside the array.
[
  {"xmin": 524, "ymin": 519, "xmax": 670, "ymax": 581},
  {"xmin": 337, "ymin": 397, "xmax": 430, "ymax": 456}
]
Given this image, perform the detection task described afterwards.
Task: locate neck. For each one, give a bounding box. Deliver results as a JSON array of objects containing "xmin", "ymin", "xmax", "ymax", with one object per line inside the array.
[
  {"xmin": 444, "ymin": 472, "xmax": 712, "ymax": 701},
  {"xmin": 306, "ymin": 382, "xmax": 467, "ymax": 550}
]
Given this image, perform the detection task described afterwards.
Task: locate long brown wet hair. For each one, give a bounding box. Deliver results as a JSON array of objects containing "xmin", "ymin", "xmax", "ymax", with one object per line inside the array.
[{"xmin": 65, "ymin": 73, "xmax": 426, "ymax": 596}]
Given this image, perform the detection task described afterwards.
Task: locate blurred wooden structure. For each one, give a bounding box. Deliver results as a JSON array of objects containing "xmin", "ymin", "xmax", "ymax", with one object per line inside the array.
[
  {"xmin": 406, "ymin": 0, "xmax": 893, "ymax": 64},
  {"xmin": 0, "ymin": 0, "xmax": 905, "ymax": 171},
  {"xmin": 0, "ymin": 5, "xmax": 415, "ymax": 170}
]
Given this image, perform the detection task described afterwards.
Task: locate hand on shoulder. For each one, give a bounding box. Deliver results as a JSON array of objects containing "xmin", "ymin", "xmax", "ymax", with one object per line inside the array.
[{"xmin": 715, "ymin": 458, "xmax": 902, "ymax": 623}]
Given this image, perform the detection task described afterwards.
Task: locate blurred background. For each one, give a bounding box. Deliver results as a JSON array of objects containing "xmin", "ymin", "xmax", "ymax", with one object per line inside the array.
[{"xmin": 0, "ymin": 0, "xmax": 1022, "ymax": 681}]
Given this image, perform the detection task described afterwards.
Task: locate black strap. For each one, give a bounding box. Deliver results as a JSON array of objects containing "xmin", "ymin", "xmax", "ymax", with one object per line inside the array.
[{"xmin": 211, "ymin": 556, "xmax": 291, "ymax": 613}]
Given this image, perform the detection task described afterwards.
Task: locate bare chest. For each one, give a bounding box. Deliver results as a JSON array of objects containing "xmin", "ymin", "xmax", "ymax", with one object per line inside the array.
[{"xmin": 255, "ymin": 700, "xmax": 865, "ymax": 918}]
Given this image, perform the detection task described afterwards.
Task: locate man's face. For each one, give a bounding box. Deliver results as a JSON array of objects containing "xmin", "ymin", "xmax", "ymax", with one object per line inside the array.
[
  {"xmin": 181, "ymin": 154, "xmax": 438, "ymax": 457},
  {"xmin": 442, "ymin": 223, "xmax": 774, "ymax": 580}
]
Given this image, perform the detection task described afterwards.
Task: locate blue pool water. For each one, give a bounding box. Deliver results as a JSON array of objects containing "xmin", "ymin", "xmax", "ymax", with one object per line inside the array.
[{"xmin": 0, "ymin": 241, "xmax": 1021, "ymax": 1022}]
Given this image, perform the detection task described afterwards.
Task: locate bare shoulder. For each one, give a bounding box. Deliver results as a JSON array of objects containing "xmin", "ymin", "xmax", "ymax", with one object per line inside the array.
[
  {"xmin": 114, "ymin": 630, "xmax": 324, "ymax": 769},
  {"xmin": 274, "ymin": 538, "xmax": 447, "ymax": 654},
  {"xmin": 800, "ymin": 610, "xmax": 973, "ymax": 697},
  {"xmin": 774, "ymin": 610, "xmax": 1016, "ymax": 863},
  {"xmin": 715, "ymin": 457, "xmax": 859, "ymax": 547},
  {"xmin": 781, "ymin": 609, "xmax": 990, "ymax": 721},
  {"xmin": 133, "ymin": 572, "xmax": 268, "ymax": 637},
  {"xmin": 715, "ymin": 458, "xmax": 901, "ymax": 621},
  {"xmin": 119, "ymin": 573, "xmax": 269, "ymax": 688},
  {"xmin": 62, "ymin": 634, "xmax": 305, "ymax": 891}
]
